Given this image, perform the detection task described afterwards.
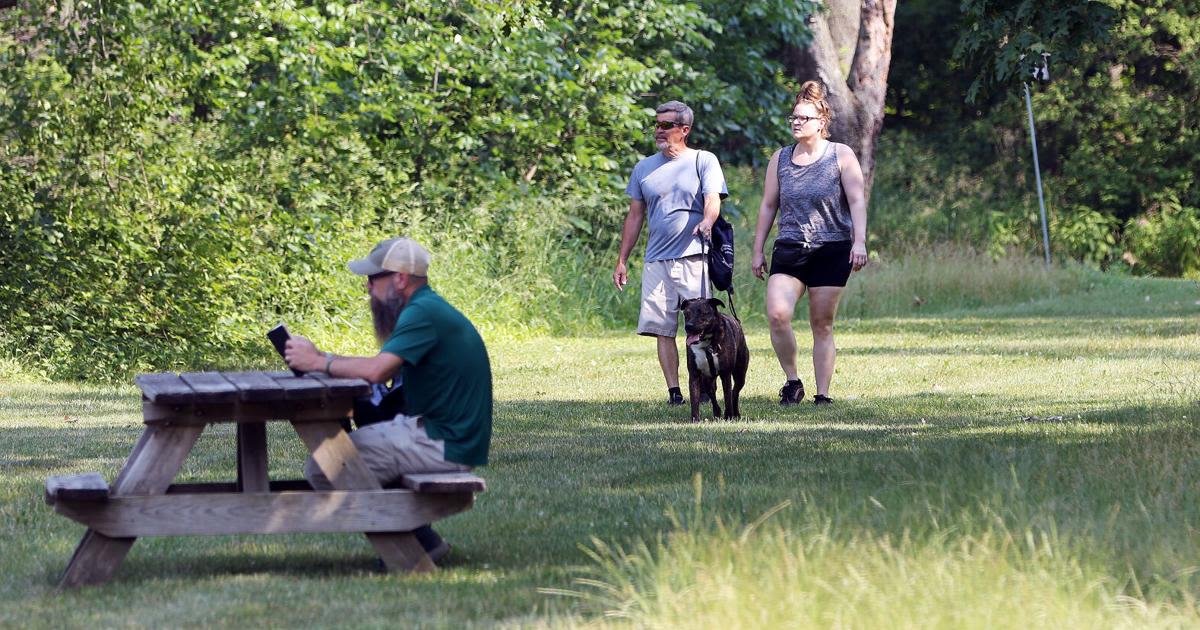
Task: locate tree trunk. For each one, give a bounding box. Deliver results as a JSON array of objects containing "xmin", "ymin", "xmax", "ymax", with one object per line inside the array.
[{"xmin": 786, "ymin": 0, "xmax": 896, "ymax": 201}]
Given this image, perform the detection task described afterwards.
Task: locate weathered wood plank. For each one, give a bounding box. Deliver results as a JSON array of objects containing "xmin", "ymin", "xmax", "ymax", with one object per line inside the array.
[
  {"xmin": 272, "ymin": 375, "xmax": 328, "ymax": 400},
  {"xmin": 59, "ymin": 530, "xmax": 137, "ymax": 590},
  {"xmin": 291, "ymin": 421, "xmax": 379, "ymax": 490},
  {"xmin": 236, "ymin": 423, "xmax": 269, "ymax": 492},
  {"xmin": 53, "ymin": 490, "xmax": 472, "ymax": 537},
  {"xmin": 178, "ymin": 372, "xmax": 239, "ymax": 403},
  {"xmin": 45, "ymin": 472, "xmax": 109, "ymax": 505},
  {"xmin": 222, "ymin": 371, "xmax": 287, "ymax": 402},
  {"xmin": 306, "ymin": 373, "xmax": 372, "ymax": 398},
  {"xmin": 166, "ymin": 479, "xmax": 312, "ymax": 494},
  {"xmin": 59, "ymin": 424, "xmax": 204, "ymax": 588},
  {"xmin": 134, "ymin": 373, "xmax": 195, "ymax": 404},
  {"xmin": 398, "ymin": 472, "xmax": 486, "ymax": 494},
  {"xmin": 369, "ymin": 532, "xmax": 436, "ymax": 574},
  {"xmin": 111, "ymin": 425, "xmax": 206, "ymax": 496},
  {"xmin": 142, "ymin": 400, "xmax": 353, "ymax": 425},
  {"xmin": 290, "ymin": 420, "xmax": 434, "ymax": 573},
  {"xmin": 112, "ymin": 428, "xmax": 153, "ymax": 490}
]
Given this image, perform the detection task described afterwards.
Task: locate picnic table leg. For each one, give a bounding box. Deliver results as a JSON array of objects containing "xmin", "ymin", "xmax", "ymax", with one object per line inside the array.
[
  {"xmin": 59, "ymin": 424, "xmax": 205, "ymax": 588},
  {"xmin": 236, "ymin": 422, "xmax": 270, "ymax": 492},
  {"xmin": 291, "ymin": 421, "xmax": 435, "ymax": 573}
]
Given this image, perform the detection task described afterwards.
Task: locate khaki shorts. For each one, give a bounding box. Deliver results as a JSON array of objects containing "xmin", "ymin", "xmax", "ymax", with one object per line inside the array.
[
  {"xmin": 305, "ymin": 414, "xmax": 470, "ymax": 489},
  {"xmin": 638, "ymin": 254, "xmax": 708, "ymax": 337}
]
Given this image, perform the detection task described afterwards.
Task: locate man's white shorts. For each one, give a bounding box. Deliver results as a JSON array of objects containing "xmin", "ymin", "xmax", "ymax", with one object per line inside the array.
[
  {"xmin": 305, "ymin": 414, "xmax": 470, "ymax": 489},
  {"xmin": 637, "ymin": 253, "xmax": 708, "ymax": 338}
]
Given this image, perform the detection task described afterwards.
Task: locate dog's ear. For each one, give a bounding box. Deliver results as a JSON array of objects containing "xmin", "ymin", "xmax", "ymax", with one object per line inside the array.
[{"xmin": 708, "ymin": 298, "xmax": 725, "ymax": 310}]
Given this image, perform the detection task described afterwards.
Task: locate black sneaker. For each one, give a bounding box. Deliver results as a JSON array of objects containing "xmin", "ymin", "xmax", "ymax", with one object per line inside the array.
[
  {"xmin": 668, "ymin": 388, "xmax": 685, "ymax": 405},
  {"xmin": 779, "ymin": 379, "xmax": 805, "ymax": 405},
  {"xmin": 813, "ymin": 394, "xmax": 834, "ymax": 406}
]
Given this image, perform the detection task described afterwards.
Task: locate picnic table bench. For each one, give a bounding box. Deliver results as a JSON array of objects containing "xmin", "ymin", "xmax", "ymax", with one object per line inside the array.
[{"xmin": 45, "ymin": 370, "xmax": 485, "ymax": 588}]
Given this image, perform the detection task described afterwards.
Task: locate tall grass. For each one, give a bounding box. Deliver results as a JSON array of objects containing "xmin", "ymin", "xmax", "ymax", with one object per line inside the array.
[
  {"xmin": 838, "ymin": 244, "xmax": 1095, "ymax": 318},
  {"xmin": 553, "ymin": 480, "xmax": 1198, "ymax": 629}
]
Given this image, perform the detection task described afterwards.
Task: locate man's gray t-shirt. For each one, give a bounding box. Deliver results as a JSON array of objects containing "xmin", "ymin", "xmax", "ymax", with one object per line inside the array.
[{"xmin": 625, "ymin": 149, "xmax": 728, "ymax": 263}]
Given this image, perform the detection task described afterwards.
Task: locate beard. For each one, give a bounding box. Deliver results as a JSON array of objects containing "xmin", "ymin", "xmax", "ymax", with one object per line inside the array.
[{"xmin": 370, "ymin": 290, "xmax": 406, "ymax": 346}]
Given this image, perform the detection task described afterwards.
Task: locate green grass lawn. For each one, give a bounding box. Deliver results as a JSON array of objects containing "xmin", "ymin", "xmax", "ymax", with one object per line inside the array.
[{"xmin": 1, "ymin": 272, "xmax": 1198, "ymax": 628}]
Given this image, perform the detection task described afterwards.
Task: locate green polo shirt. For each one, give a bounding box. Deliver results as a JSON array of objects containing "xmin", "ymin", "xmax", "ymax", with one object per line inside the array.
[{"xmin": 381, "ymin": 285, "xmax": 492, "ymax": 466}]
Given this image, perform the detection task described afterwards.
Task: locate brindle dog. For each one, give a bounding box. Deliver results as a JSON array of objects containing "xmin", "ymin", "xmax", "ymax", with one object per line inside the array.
[{"xmin": 682, "ymin": 298, "xmax": 750, "ymax": 422}]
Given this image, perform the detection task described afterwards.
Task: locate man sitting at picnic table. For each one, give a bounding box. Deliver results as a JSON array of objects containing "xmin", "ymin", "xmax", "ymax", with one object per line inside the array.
[{"xmin": 284, "ymin": 236, "xmax": 493, "ymax": 565}]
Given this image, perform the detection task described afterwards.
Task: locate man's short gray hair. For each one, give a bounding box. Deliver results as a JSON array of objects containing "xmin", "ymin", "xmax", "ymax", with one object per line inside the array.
[{"xmin": 656, "ymin": 101, "xmax": 694, "ymax": 127}]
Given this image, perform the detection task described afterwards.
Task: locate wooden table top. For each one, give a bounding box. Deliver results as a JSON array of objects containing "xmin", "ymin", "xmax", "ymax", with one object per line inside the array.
[{"xmin": 135, "ymin": 371, "xmax": 371, "ymax": 405}]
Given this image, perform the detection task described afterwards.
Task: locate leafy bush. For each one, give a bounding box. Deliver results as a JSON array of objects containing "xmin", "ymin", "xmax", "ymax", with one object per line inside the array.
[
  {"xmin": 889, "ymin": 0, "xmax": 1200, "ymax": 276},
  {"xmin": 0, "ymin": 0, "xmax": 815, "ymax": 381},
  {"xmin": 1126, "ymin": 199, "xmax": 1200, "ymax": 280},
  {"xmin": 1051, "ymin": 205, "xmax": 1121, "ymax": 268}
]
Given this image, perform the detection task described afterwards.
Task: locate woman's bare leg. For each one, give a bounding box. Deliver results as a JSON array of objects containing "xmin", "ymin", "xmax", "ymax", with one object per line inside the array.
[
  {"xmin": 807, "ymin": 286, "xmax": 844, "ymax": 396},
  {"xmin": 766, "ymin": 274, "xmax": 806, "ymax": 381}
]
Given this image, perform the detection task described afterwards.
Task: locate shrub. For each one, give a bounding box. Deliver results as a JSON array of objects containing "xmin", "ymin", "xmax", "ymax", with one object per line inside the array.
[
  {"xmin": 1051, "ymin": 205, "xmax": 1121, "ymax": 268},
  {"xmin": 1125, "ymin": 200, "xmax": 1200, "ymax": 280}
]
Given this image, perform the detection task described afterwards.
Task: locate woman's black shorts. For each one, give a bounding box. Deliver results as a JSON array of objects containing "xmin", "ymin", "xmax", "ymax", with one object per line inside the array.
[{"xmin": 769, "ymin": 240, "xmax": 852, "ymax": 287}]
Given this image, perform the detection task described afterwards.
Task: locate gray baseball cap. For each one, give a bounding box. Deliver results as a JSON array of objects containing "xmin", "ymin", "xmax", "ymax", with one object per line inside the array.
[{"xmin": 347, "ymin": 237, "xmax": 431, "ymax": 276}]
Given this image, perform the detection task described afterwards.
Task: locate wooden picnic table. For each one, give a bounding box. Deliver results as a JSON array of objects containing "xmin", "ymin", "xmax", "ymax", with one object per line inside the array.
[{"xmin": 45, "ymin": 370, "xmax": 485, "ymax": 588}]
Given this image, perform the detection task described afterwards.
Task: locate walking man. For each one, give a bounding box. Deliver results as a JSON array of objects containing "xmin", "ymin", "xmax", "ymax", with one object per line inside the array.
[{"xmin": 613, "ymin": 101, "xmax": 728, "ymax": 405}]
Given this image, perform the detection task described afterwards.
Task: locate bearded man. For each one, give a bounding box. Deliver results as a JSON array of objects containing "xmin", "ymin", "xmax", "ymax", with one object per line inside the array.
[{"xmin": 285, "ymin": 237, "xmax": 493, "ymax": 564}]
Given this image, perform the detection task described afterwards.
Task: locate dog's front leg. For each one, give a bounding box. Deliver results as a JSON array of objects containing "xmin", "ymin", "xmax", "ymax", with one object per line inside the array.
[
  {"xmin": 708, "ymin": 376, "xmax": 721, "ymax": 419},
  {"xmin": 688, "ymin": 375, "xmax": 703, "ymax": 423},
  {"xmin": 720, "ymin": 372, "xmax": 737, "ymax": 419}
]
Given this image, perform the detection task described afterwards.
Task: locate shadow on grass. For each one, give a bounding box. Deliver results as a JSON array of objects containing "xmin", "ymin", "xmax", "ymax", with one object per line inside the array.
[
  {"xmin": 10, "ymin": 391, "xmax": 1199, "ymax": 582},
  {"xmin": 33, "ymin": 547, "xmax": 378, "ymax": 587}
]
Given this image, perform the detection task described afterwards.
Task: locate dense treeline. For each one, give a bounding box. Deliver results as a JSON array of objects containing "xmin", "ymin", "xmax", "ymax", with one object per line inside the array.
[
  {"xmin": 884, "ymin": 0, "xmax": 1200, "ymax": 275},
  {"xmin": 0, "ymin": 0, "xmax": 813, "ymax": 379},
  {"xmin": 1, "ymin": 0, "xmax": 1196, "ymax": 380}
]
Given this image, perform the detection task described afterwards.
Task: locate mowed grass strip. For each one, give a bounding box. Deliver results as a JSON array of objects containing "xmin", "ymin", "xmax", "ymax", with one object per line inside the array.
[{"xmin": 1, "ymin": 273, "xmax": 1198, "ymax": 628}]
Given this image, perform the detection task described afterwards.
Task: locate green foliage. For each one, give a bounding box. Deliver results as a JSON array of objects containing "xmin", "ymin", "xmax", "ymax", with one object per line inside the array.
[
  {"xmin": 955, "ymin": 0, "xmax": 1117, "ymax": 102},
  {"xmin": 0, "ymin": 0, "xmax": 813, "ymax": 381},
  {"xmin": 1050, "ymin": 205, "xmax": 1121, "ymax": 267},
  {"xmin": 683, "ymin": 0, "xmax": 819, "ymax": 165},
  {"xmin": 884, "ymin": 0, "xmax": 1200, "ymax": 276},
  {"xmin": 1126, "ymin": 199, "xmax": 1200, "ymax": 279}
]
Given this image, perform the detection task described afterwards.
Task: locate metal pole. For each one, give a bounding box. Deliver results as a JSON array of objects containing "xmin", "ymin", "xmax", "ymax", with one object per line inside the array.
[{"xmin": 1024, "ymin": 82, "xmax": 1052, "ymax": 266}]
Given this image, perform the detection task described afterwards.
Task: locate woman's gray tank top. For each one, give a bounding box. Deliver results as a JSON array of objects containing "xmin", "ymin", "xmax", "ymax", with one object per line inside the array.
[{"xmin": 776, "ymin": 142, "xmax": 854, "ymax": 244}]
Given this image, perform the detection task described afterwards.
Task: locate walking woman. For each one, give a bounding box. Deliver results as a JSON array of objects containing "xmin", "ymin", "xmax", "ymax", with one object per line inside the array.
[{"xmin": 751, "ymin": 81, "xmax": 868, "ymax": 406}]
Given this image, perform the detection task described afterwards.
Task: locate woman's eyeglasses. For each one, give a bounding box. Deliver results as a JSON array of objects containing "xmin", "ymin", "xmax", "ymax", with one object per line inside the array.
[
  {"xmin": 787, "ymin": 115, "xmax": 820, "ymax": 125},
  {"xmin": 652, "ymin": 121, "xmax": 688, "ymax": 131}
]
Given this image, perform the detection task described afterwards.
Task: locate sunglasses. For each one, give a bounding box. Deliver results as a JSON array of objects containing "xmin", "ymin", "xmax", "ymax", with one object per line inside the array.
[
  {"xmin": 367, "ymin": 271, "xmax": 396, "ymax": 284},
  {"xmin": 652, "ymin": 120, "xmax": 688, "ymax": 131}
]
